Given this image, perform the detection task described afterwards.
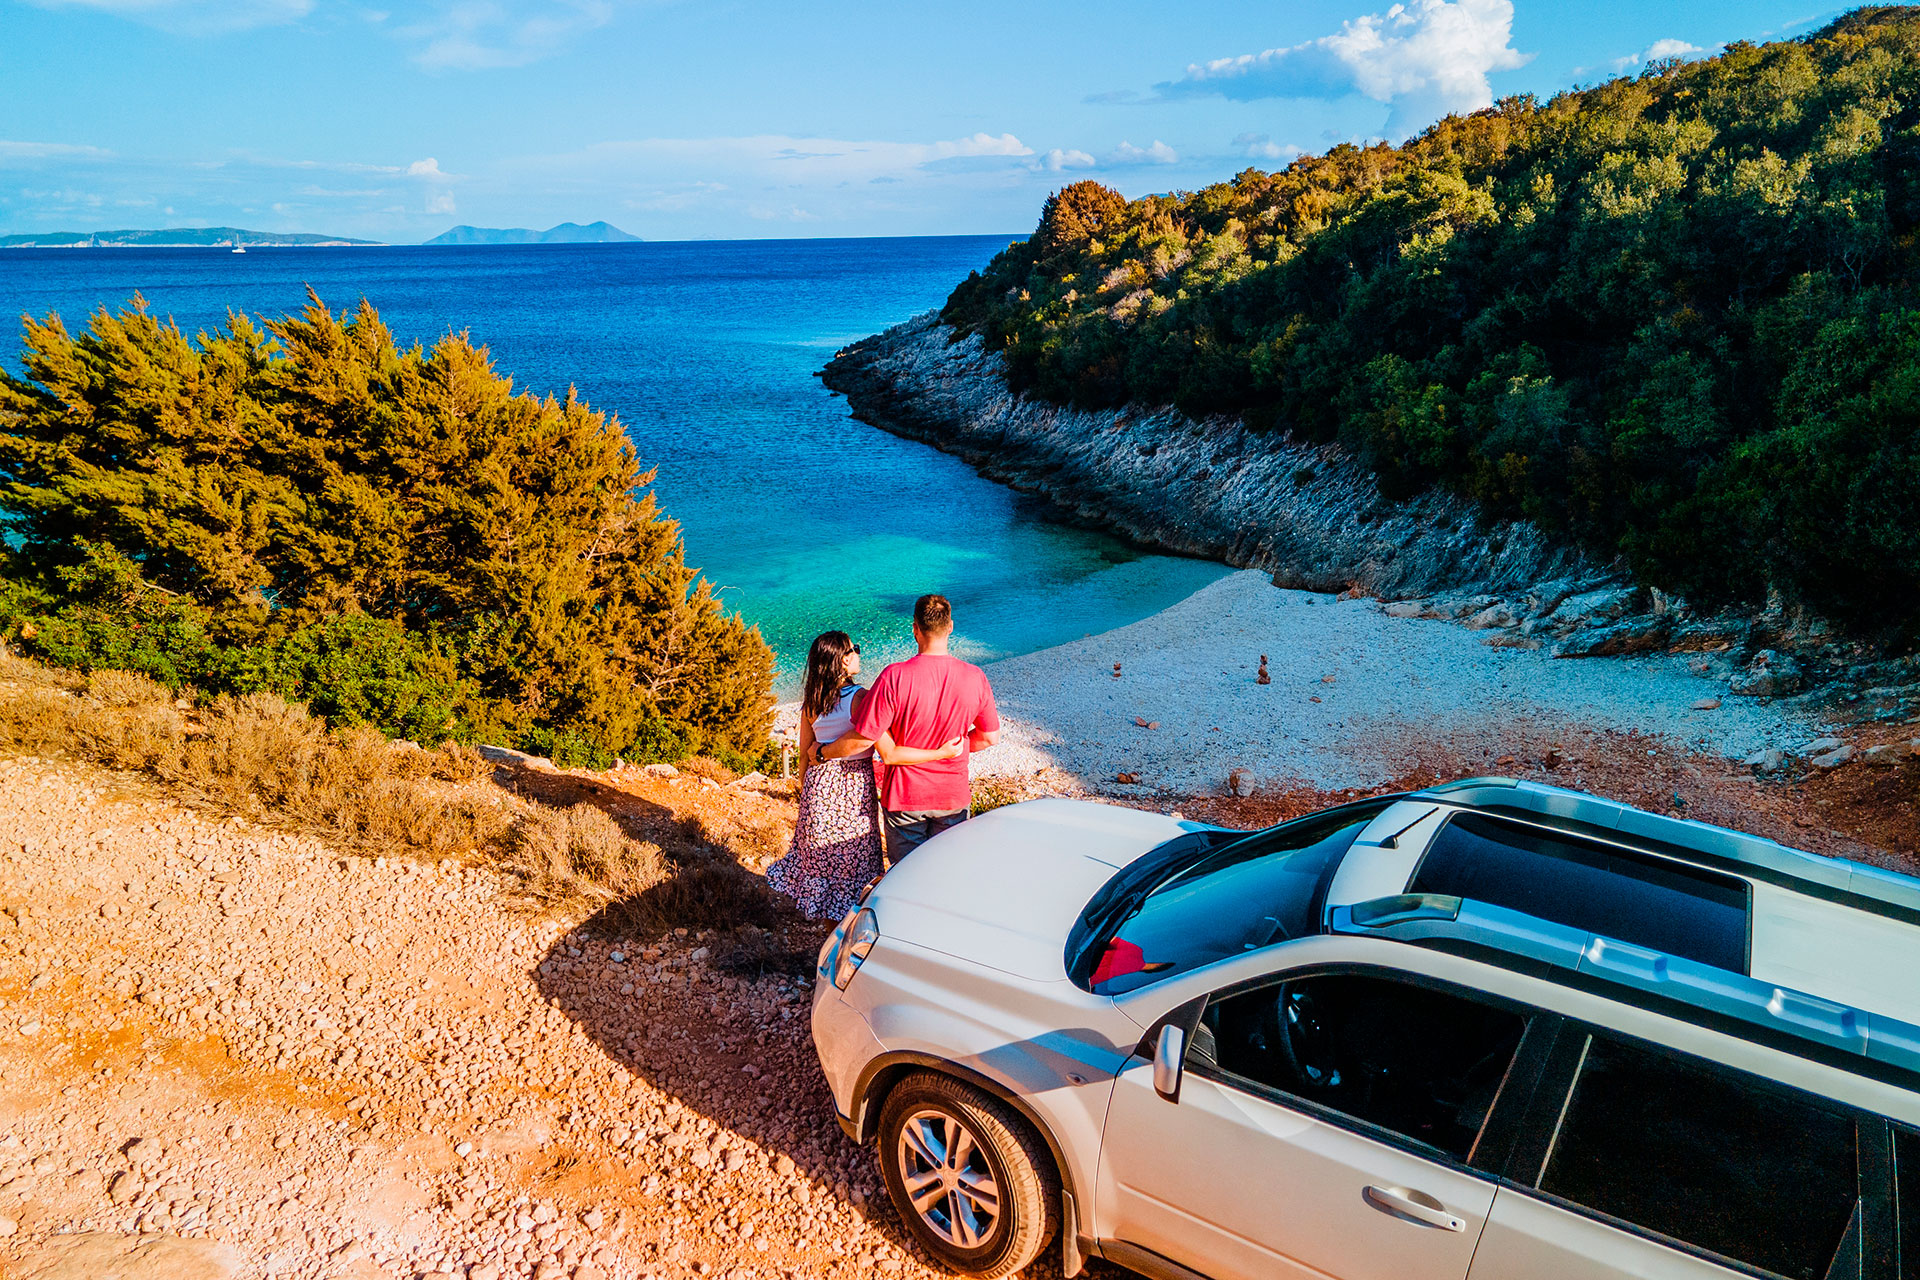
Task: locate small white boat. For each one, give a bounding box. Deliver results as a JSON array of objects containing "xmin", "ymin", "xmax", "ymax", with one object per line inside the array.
[{"xmin": 232, "ymin": 245, "xmax": 246, "ymax": 254}]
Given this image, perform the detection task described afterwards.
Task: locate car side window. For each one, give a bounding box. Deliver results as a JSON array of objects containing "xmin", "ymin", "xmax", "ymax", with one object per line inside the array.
[
  {"xmin": 1538, "ymin": 1034, "xmax": 1858, "ymax": 1280},
  {"xmin": 1197, "ymin": 972, "xmax": 1527, "ymax": 1161},
  {"xmin": 1899, "ymin": 1125, "xmax": 1919, "ymax": 1280}
]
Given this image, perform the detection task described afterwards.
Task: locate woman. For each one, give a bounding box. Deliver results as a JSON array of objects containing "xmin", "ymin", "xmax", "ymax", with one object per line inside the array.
[{"xmin": 767, "ymin": 631, "xmax": 961, "ymax": 920}]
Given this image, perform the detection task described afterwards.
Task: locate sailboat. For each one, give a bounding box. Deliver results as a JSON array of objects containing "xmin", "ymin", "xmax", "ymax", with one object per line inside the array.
[{"xmin": 232, "ymin": 245, "xmax": 247, "ymax": 254}]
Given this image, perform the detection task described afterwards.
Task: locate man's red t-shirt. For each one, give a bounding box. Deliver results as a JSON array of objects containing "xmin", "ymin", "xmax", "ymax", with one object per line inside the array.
[{"xmin": 852, "ymin": 653, "xmax": 999, "ymax": 813}]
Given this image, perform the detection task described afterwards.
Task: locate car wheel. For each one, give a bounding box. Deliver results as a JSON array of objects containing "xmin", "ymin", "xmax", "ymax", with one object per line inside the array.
[{"xmin": 876, "ymin": 1072, "xmax": 1059, "ymax": 1278}]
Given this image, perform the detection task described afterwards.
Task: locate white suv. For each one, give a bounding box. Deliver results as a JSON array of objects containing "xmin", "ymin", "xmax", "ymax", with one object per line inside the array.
[{"xmin": 810, "ymin": 779, "xmax": 1920, "ymax": 1280}]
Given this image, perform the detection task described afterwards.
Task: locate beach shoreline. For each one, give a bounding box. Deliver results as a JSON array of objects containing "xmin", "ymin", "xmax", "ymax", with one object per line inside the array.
[{"xmin": 778, "ymin": 570, "xmax": 1829, "ymax": 796}]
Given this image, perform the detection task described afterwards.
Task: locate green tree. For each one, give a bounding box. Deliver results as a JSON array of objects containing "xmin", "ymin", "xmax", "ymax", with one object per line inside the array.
[
  {"xmin": 0, "ymin": 293, "xmax": 775, "ymax": 761},
  {"xmin": 940, "ymin": 8, "xmax": 1920, "ymax": 638}
]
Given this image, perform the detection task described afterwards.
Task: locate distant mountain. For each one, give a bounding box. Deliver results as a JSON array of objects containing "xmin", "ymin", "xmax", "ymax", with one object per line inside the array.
[
  {"xmin": 0, "ymin": 227, "xmax": 379, "ymax": 248},
  {"xmin": 423, "ymin": 221, "xmax": 641, "ymax": 246}
]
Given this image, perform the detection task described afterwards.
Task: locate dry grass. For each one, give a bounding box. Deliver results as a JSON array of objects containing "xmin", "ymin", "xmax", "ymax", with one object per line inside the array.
[
  {"xmin": 0, "ymin": 661, "xmax": 509, "ymax": 860},
  {"xmin": 677, "ymin": 755, "xmax": 738, "ymax": 784},
  {"xmin": 0, "ymin": 649, "xmax": 795, "ymax": 932},
  {"xmin": 504, "ymin": 802, "xmax": 783, "ymax": 935},
  {"xmin": 970, "ymin": 776, "xmax": 1025, "ymax": 815},
  {"xmin": 504, "ymin": 803, "xmax": 669, "ymax": 913}
]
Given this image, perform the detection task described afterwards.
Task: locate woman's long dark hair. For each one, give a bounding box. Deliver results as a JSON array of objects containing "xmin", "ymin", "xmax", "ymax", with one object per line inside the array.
[{"xmin": 801, "ymin": 631, "xmax": 857, "ymax": 722}]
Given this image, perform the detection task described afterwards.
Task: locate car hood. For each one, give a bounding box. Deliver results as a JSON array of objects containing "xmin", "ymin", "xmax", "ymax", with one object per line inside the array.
[{"xmin": 866, "ymin": 798, "xmax": 1198, "ymax": 982}]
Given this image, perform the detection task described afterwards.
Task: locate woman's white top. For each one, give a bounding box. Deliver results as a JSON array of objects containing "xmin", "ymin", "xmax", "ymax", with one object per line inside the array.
[{"xmin": 812, "ymin": 685, "xmax": 872, "ymax": 761}]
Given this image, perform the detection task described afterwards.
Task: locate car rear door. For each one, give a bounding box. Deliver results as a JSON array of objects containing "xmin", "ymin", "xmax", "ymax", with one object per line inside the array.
[
  {"xmin": 1467, "ymin": 1025, "xmax": 1873, "ymax": 1280},
  {"xmin": 1095, "ymin": 969, "xmax": 1548, "ymax": 1280}
]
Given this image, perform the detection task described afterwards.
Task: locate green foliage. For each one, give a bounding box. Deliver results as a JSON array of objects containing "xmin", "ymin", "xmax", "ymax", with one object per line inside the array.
[
  {"xmin": 0, "ymin": 291, "xmax": 776, "ymax": 761},
  {"xmin": 18, "ymin": 544, "xmax": 223, "ymax": 688},
  {"xmin": 942, "ymin": 10, "xmax": 1920, "ymax": 637},
  {"xmin": 222, "ymin": 613, "xmax": 469, "ymax": 744}
]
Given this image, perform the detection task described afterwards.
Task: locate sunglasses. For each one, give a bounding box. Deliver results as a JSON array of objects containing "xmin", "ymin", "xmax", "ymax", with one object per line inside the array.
[{"xmin": 851, "ymin": 644, "xmax": 861, "ymax": 655}]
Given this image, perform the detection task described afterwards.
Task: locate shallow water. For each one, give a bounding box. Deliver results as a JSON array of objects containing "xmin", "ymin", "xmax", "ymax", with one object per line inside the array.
[{"xmin": 1, "ymin": 238, "xmax": 1229, "ymax": 692}]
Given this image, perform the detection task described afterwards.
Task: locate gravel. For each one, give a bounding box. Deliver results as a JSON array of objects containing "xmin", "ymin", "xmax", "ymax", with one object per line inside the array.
[
  {"xmin": 976, "ymin": 570, "xmax": 1827, "ymax": 792},
  {"xmin": 0, "ymin": 756, "xmax": 1006, "ymax": 1280}
]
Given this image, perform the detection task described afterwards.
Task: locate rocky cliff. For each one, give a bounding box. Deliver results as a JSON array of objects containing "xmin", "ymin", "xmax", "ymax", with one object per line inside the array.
[
  {"xmin": 821, "ymin": 315, "xmax": 1920, "ymax": 722},
  {"xmin": 821, "ymin": 313, "xmax": 1605, "ymax": 599}
]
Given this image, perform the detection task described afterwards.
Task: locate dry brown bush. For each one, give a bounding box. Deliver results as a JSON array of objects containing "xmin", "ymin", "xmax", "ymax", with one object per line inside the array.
[
  {"xmin": 678, "ymin": 755, "xmax": 738, "ymax": 784},
  {"xmin": 430, "ymin": 742, "xmax": 494, "ymax": 785},
  {"xmin": 0, "ymin": 645, "xmax": 79, "ymax": 690},
  {"xmin": 86, "ymin": 668, "xmax": 172, "ymax": 708},
  {"xmin": 0, "ymin": 661, "xmax": 509, "ymax": 860},
  {"xmin": 0, "ymin": 685, "xmax": 81, "ymax": 756},
  {"xmin": 505, "ymin": 804, "xmax": 669, "ymax": 918},
  {"xmin": 0, "ymin": 653, "xmax": 784, "ymax": 931},
  {"xmin": 630, "ymin": 853, "xmax": 783, "ymax": 932}
]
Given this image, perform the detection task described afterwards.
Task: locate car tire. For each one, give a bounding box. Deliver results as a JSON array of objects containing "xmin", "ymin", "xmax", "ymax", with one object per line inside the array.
[{"xmin": 876, "ymin": 1072, "xmax": 1059, "ymax": 1278}]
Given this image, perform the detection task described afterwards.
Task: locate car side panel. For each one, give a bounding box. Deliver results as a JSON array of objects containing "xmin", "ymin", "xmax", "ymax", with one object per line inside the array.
[
  {"xmin": 1098, "ymin": 1060, "xmax": 1495, "ymax": 1280},
  {"xmin": 1468, "ymin": 1189, "xmax": 1746, "ymax": 1280},
  {"xmin": 843, "ymin": 935, "xmax": 1140, "ymax": 1224}
]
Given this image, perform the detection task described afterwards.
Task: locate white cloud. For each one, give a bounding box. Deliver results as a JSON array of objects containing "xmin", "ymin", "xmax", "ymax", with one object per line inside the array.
[
  {"xmin": 1106, "ymin": 139, "xmax": 1178, "ymax": 166},
  {"xmin": 0, "ymin": 140, "xmax": 112, "ymax": 162},
  {"xmin": 406, "ymin": 157, "xmax": 446, "ymax": 177},
  {"xmin": 1039, "ymin": 148, "xmax": 1097, "ymax": 172},
  {"xmin": 1159, "ymin": 0, "xmax": 1531, "ymax": 139},
  {"xmin": 401, "ymin": 0, "xmax": 615, "ymax": 70},
  {"xmin": 1609, "ymin": 37, "xmax": 1707, "ymax": 73},
  {"xmin": 21, "ymin": 0, "xmax": 311, "ymax": 34},
  {"xmin": 1233, "ymin": 132, "xmax": 1304, "ymax": 163},
  {"xmin": 425, "ymin": 190, "xmax": 456, "ymax": 214},
  {"xmin": 542, "ymin": 132, "xmax": 1034, "ymax": 186}
]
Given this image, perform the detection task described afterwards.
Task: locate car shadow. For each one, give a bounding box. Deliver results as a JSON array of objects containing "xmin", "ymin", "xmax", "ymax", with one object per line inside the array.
[{"xmin": 534, "ymin": 903, "xmax": 1136, "ymax": 1279}]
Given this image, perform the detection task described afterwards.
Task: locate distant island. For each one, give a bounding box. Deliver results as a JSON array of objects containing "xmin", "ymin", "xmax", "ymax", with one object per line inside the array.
[
  {"xmin": 0, "ymin": 227, "xmax": 379, "ymax": 248},
  {"xmin": 423, "ymin": 221, "xmax": 640, "ymax": 246}
]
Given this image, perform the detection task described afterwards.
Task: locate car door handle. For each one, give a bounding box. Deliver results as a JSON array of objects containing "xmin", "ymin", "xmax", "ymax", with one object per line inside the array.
[{"xmin": 1363, "ymin": 1185, "xmax": 1467, "ymax": 1232}]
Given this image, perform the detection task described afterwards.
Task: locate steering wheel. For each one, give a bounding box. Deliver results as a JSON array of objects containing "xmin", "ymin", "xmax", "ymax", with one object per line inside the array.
[{"xmin": 1268, "ymin": 982, "xmax": 1341, "ymax": 1091}]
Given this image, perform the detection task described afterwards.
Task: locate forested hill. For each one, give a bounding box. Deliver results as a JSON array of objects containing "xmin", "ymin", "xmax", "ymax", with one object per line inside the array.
[{"xmin": 942, "ymin": 7, "xmax": 1920, "ymax": 640}]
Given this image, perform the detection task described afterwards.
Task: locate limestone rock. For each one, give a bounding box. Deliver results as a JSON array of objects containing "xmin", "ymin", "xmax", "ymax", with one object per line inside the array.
[
  {"xmin": 1550, "ymin": 616, "xmax": 1672, "ymax": 658},
  {"xmin": 1731, "ymin": 650, "xmax": 1804, "ymax": 698}
]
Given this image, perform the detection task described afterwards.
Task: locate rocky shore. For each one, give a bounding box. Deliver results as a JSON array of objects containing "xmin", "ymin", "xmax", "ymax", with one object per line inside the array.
[{"xmin": 821, "ymin": 314, "xmax": 1920, "ymax": 736}]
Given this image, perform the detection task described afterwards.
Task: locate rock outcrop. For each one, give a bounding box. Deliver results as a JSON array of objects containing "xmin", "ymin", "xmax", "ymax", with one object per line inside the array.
[
  {"xmin": 822, "ymin": 313, "xmax": 1920, "ymax": 725},
  {"xmin": 821, "ymin": 313, "xmax": 1604, "ymax": 598}
]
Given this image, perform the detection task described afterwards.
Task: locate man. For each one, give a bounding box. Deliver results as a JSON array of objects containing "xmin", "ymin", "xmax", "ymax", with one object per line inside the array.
[{"xmin": 850, "ymin": 594, "xmax": 999, "ymax": 862}]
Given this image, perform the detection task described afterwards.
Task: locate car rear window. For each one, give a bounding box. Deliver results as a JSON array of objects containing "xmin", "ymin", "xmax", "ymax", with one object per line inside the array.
[
  {"xmin": 1409, "ymin": 812, "xmax": 1750, "ymax": 972},
  {"xmin": 1540, "ymin": 1033, "xmax": 1859, "ymax": 1279},
  {"xmin": 1087, "ymin": 807, "xmax": 1382, "ymax": 995}
]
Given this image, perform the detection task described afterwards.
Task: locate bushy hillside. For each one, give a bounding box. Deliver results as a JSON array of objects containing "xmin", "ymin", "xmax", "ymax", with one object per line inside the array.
[
  {"xmin": 944, "ymin": 8, "xmax": 1920, "ymax": 638},
  {"xmin": 0, "ymin": 295, "xmax": 775, "ymax": 767}
]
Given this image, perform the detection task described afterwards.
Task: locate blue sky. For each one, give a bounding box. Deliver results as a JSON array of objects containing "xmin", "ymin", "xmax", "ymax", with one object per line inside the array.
[{"xmin": 0, "ymin": 0, "xmax": 1845, "ymax": 242}]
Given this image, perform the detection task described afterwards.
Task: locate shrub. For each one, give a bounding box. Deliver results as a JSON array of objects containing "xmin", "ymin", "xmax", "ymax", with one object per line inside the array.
[
  {"xmin": 0, "ymin": 660, "xmax": 509, "ymax": 859},
  {"xmin": 519, "ymin": 726, "xmax": 616, "ymax": 771},
  {"xmin": 0, "ymin": 294, "xmax": 776, "ymax": 759},
  {"xmin": 970, "ymin": 776, "xmax": 1023, "ymax": 815},
  {"xmin": 505, "ymin": 803, "xmax": 668, "ymax": 914},
  {"xmin": 224, "ymin": 614, "xmax": 469, "ymax": 744}
]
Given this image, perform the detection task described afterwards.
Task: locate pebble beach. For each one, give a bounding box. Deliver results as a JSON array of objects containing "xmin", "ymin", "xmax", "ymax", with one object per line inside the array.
[{"xmin": 974, "ymin": 570, "xmax": 1829, "ymax": 793}]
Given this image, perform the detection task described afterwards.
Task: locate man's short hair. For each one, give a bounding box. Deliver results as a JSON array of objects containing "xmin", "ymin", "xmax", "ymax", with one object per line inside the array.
[{"xmin": 914, "ymin": 593, "xmax": 953, "ymax": 635}]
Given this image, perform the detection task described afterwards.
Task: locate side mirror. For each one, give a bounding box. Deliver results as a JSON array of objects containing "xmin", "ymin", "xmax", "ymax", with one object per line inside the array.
[{"xmin": 1152, "ymin": 1023, "xmax": 1186, "ymax": 1102}]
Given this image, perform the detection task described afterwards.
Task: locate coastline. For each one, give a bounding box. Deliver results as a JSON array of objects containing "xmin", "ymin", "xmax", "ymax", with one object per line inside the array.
[{"xmin": 777, "ymin": 570, "xmax": 1828, "ymax": 795}]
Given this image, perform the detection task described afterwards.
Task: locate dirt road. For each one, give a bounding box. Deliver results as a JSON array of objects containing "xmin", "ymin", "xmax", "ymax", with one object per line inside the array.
[{"xmin": 0, "ymin": 754, "xmax": 1047, "ymax": 1280}]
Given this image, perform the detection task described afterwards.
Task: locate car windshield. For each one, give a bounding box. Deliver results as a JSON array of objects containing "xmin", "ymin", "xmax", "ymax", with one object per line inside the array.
[{"xmin": 1082, "ymin": 803, "xmax": 1388, "ymax": 995}]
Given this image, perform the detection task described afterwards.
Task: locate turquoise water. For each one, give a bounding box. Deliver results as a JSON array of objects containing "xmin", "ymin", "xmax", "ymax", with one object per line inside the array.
[{"xmin": 0, "ymin": 239, "xmax": 1229, "ymax": 692}]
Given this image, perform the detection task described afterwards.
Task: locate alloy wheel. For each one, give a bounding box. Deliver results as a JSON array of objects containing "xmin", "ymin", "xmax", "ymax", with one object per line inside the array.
[{"xmin": 894, "ymin": 1107, "xmax": 1002, "ymax": 1248}]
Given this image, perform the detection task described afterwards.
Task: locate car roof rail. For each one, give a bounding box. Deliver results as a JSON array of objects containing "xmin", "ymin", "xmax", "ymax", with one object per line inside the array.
[
  {"xmin": 1408, "ymin": 778, "xmax": 1920, "ymax": 923},
  {"xmin": 1331, "ymin": 893, "xmax": 1920, "ymax": 1079}
]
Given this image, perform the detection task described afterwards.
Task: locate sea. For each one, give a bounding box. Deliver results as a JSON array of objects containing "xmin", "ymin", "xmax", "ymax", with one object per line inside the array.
[{"xmin": 0, "ymin": 238, "xmax": 1229, "ymax": 693}]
